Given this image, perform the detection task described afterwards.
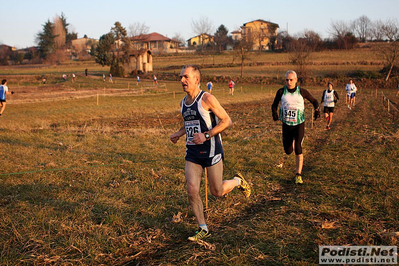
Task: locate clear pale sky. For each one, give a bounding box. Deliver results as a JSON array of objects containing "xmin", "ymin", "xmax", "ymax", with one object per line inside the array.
[{"xmin": 1, "ymin": 0, "xmax": 398, "ymax": 48}]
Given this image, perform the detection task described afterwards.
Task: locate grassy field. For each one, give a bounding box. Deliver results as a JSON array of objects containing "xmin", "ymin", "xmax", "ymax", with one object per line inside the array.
[{"xmin": 0, "ymin": 50, "xmax": 398, "ymax": 265}]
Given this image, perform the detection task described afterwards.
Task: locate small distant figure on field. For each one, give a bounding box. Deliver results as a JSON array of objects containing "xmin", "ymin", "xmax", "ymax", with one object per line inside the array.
[
  {"xmin": 170, "ymin": 65, "xmax": 251, "ymax": 242},
  {"xmin": 271, "ymin": 70, "xmax": 320, "ymax": 184},
  {"xmin": 137, "ymin": 75, "xmax": 140, "ymax": 85},
  {"xmin": 0, "ymin": 79, "xmax": 14, "ymax": 116},
  {"xmin": 109, "ymin": 73, "xmax": 113, "ymax": 83},
  {"xmin": 345, "ymin": 79, "xmax": 357, "ymax": 109},
  {"xmin": 229, "ymin": 79, "xmax": 235, "ymax": 95},
  {"xmin": 42, "ymin": 77, "xmax": 47, "ymax": 84},
  {"xmin": 72, "ymin": 73, "xmax": 76, "ymax": 82},
  {"xmin": 102, "ymin": 74, "xmax": 106, "ymax": 82},
  {"xmin": 206, "ymin": 81, "xmax": 213, "ymax": 94},
  {"xmin": 85, "ymin": 69, "xmax": 88, "ymax": 76},
  {"xmin": 321, "ymin": 82, "xmax": 339, "ymax": 130},
  {"xmin": 153, "ymin": 75, "xmax": 158, "ymax": 85},
  {"xmin": 62, "ymin": 74, "xmax": 67, "ymax": 81}
]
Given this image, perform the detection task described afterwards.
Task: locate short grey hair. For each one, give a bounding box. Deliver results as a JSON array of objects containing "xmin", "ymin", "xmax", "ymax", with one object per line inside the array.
[
  {"xmin": 285, "ymin": 70, "xmax": 297, "ymax": 79},
  {"xmin": 181, "ymin": 64, "xmax": 201, "ymax": 79}
]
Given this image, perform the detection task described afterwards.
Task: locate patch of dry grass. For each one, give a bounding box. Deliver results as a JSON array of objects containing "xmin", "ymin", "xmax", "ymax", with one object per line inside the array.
[
  {"xmin": 0, "ymin": 81, "xmax": 398, "ymax": 265},
  {"xmin": 0, "ymin": 51, "xmax": 398, "ymax": 265}
]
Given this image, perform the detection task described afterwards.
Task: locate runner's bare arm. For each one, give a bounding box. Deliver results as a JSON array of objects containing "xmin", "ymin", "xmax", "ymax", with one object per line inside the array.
[
  {"xmin": 199, "ymin": 93, "xmax": 232, "ymax": 138},
  {"xmin": 170, "ymin": 126, "xmax": 186, "ymax": 144}
]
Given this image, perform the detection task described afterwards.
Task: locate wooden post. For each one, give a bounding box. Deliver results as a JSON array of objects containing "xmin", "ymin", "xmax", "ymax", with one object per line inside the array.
[
  {"xmin": 311, "ymin": 109, "xmax": 314, "ymax": 129},
  {"xmin": 204, "ymin": 168, "xmax": 208, "ymax": 210}
]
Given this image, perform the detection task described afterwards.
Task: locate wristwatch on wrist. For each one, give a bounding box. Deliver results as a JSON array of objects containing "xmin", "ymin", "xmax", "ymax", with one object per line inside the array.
[{"xmin": 204, "ymin": 132, "xmax": 211, "ymax": 140}]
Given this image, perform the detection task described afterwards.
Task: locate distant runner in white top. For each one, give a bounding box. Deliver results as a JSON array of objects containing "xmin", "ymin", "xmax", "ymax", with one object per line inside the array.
[
  {"xmin": 0, "ymin": 79, "xmax": 14, "ymax": 116},
  {"xmin": 345, "ymin": 79, "xmax": 357, "ymax": 109},
  {"xmin": 321, "ymin": 82, "xmax": 339, "ymax": 130}
]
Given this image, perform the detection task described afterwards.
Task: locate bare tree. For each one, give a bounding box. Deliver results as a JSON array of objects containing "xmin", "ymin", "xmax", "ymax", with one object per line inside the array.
[
  {"xmin": 328, "ymin": 20, "xmax": 351, "ymax": 39},
  {"xmin": 276, "ymin": 30, "xmax": 291, "ymax": 50},
  {"xmin": 352, "ymin": 15, "xmax": 372, "ymax": 42},
  {"xmin": 381, "ymin": 18, "xmax": 399, "ymax": 41},
  {"xmin": 128, "ymin": 22, "xmax": 150, "ymax": 37},
  {"xmin": 172, "ymin": 32, "xmax": 185, "ymax": 47},
  {"xmin": 287, "ymin": 38, "xmax": 312, "ymax": 78},
  {"xmin": 191, "ymin": 16, "xmax": 214, "ymax": 50},
  {"xmin": 126, "ymin": 22, "xmax": 150, "ymax": 74},
  {"xmin": 328, "ymin": 19, "xmax": 359, "ymax": 49},
  {"xmin": 375, "ymin": 18, "xmax": 399, "ymax": 81},
  {"xmin": 370, "ymin": 19, "xmax": 385, "ymax": 41},
  {"xmin": 233, "ymin": 37, "xmax": 253, "ymax": 78},
  {"xmin": 191, "ymin": 16, "xmax": 213, "ymax": 35},
  {"xmin": 300, "ymin": 30, "xmax": 323, "ymax": 51}
]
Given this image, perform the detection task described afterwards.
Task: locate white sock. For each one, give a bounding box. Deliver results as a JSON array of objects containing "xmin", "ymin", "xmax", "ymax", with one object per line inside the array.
[
  {"xmin": 234, "ymin": 177, "xmax": 241, "ymax": 186},
  {"xmin": 199, "ymin": 224, "xmax": 208, "ymax": 232}
]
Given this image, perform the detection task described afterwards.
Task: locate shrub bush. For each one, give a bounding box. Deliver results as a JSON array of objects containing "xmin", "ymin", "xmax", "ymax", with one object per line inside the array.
[{"xmin": 348, "ymin": 70, "xmax": 381, "ymax": 79}]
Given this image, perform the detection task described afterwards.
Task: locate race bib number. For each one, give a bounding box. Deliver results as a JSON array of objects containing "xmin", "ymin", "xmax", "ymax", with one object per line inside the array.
[
  {"xmin": 185, "ymin": 120, "xmax": 201, "ymax": 145},
  {"xmin": 283, "ymin": 109, "xmax": 297, "ymax": 122}
]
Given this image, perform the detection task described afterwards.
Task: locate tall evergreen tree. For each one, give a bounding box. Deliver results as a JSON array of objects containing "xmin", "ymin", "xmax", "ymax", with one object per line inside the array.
[
  {"xmin": 36, "ymin": 20, "xmax": 55, "ymax": 59},
  {"xmin": 93, "ymin": 22, "xmax": 132, "ymax": 76},
  {"xmin": 214, "ymin": 24, "xmax": 229, "ymax": 53},
  {"xmin": 93, "ymin": 32, "xmax": 115, "ymax": 66}
]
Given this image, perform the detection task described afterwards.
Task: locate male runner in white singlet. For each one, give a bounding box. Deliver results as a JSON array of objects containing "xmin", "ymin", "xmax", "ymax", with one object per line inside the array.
[{"xmin": 271, "ymin": 70, "xmax": 320, "ymax": 184}]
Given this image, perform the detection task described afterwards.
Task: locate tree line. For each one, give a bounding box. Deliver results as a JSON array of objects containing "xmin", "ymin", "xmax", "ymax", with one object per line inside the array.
[
  {"xmin": 0, "ymin": 14, "xmax": 398, "ymax": 81},
  {"xmin": 282, "ymin": 16, "xmax": 399, "ymax": 80}
]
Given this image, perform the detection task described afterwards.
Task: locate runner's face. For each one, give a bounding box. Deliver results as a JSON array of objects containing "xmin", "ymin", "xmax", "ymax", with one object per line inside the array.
[
  {"xmin": 285, "ymin": 73, "xmax": 297, "ymax": 89},
  {"xmin": 180, "ymin": 67, "xmax": 199, "ymax": 93}
]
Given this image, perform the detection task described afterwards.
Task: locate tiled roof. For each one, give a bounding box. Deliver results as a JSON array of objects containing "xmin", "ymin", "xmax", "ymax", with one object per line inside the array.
[
  {"xmin": 187, "ymin": 33, "xmax": 214, "ymax": 41},
  {"xmin": 243, "ymin": 19, "xmax": 279, "ymax": 27},
  {"xmin": 131, "ymin": 32, "xmax": 176, "ymax": 42}
]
